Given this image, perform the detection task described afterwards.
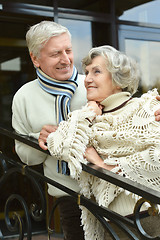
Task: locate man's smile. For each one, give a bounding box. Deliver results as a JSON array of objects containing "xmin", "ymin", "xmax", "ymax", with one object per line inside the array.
[{"xmin": 57, "ymin": 65, "xmax": 71, "ymax": 71}]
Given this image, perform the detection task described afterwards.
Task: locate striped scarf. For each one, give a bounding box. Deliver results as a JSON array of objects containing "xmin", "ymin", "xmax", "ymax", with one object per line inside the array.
[
  {"xmin": 37, "ymin": 67, "xmax": 78, "ymax": 175},
  {"xmin": 37, "ymin": 66, "xmax": 78, "ymax": 124}
]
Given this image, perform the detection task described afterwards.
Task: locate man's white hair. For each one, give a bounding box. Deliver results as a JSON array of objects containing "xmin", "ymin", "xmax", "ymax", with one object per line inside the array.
[{"xmin": 26, "ymin": 20, "xmax": 71, "ymax": 57}]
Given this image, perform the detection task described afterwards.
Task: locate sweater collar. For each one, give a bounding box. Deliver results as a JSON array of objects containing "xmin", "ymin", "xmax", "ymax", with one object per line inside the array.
[{"xmin": 100, "ymin": 92, "xmax": 131, "ymax": 112}]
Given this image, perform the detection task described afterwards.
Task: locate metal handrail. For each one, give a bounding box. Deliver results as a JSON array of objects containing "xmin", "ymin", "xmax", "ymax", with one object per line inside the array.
[
  {"xmin": 0, "ymin": 125, "xmax": 160, "ymax": 240},
  {"xmin": 1, "ymin": 126, "xmax": 160, "ymax": 203}
]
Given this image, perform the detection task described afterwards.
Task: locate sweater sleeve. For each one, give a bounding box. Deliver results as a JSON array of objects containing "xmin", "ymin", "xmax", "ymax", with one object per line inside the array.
[
  {"xmin": 47, "ymin": 105, "xmax": 96, "ymax": 179},
  {"xmin": 12, "ymin": 91, "xmax": 47, "ymax": 166}
]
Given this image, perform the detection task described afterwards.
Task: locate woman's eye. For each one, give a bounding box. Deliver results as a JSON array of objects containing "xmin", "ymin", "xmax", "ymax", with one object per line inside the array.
[{"xmin": 95, "ymin": 70, "xmax": 100, "ymax": 74}]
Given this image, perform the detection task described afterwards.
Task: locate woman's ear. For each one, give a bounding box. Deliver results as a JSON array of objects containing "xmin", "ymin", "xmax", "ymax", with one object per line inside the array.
[{"xmin": 30, "ymin": 52, "xmax": 40, "ymax": 68}]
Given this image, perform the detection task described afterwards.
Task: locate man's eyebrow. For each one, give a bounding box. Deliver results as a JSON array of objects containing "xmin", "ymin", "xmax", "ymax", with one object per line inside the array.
[
  {"xmin": 51, "ymin": 46, "xmax": 72, "ymax": 52},
  {"xmin": 49, "ymin": 50, "xmax": 60, "ymax": 54}
]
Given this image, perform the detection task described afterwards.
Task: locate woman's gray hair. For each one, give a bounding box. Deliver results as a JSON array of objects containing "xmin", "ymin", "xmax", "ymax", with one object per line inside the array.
[
  {"xmin": 82, "ymin": 45, "xmax": 141, "ymax": 95},
  {"xmin": 26, "ymin": 20, "xmax": 71, "ymax": 58}
]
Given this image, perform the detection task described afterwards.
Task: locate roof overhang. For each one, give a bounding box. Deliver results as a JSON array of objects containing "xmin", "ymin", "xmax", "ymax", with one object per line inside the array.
[{"xmin": 115, "ymin": 0, "xmax": 154, "ymax": 16}]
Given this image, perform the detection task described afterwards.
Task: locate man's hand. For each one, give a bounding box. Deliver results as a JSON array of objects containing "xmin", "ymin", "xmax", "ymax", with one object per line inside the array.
[
  {"xmin": 155, "ymin": 96, "xmax": 160, "ymax": 121},
  {"xmin": 38, "ymin": 125, "xmax": 58, "ymax": 150}
]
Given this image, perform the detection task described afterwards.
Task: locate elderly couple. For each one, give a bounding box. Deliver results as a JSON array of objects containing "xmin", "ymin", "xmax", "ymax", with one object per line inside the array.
[{"xmin": 12, "ymin": 21, "xmax": 160, "ymax": 240}]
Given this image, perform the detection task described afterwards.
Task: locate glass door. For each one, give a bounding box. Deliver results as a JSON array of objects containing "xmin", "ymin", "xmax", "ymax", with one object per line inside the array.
[{"xmin": 119, "ymin": 25, "xmax": 160, "ymax": 96}]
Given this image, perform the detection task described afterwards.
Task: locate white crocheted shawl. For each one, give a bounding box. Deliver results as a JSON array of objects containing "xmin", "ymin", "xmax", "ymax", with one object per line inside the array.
[{"xmin": 47, "ymin": 89, "xmax": 160, "ymax": 240}]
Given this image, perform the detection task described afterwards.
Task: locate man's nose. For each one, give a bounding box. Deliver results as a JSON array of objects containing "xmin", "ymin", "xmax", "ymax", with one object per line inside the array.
[{"xmin": 60, "ymin": 52, "xmax": 70, "ymax": 64}]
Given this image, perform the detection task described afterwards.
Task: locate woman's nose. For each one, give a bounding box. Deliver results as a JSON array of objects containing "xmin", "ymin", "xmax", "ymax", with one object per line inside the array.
[{"xmin": 85, "ymin": 74, "xmax": 93, "ymax": 83}]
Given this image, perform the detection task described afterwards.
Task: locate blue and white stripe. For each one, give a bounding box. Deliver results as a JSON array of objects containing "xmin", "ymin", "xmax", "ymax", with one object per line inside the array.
[{"xmin": 37, "ymin": 66, "xmax": 78, "ymax": 123}]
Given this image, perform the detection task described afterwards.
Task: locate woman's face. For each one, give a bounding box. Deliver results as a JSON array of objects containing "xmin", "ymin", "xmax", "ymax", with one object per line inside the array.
[{"xmin": 84, "ymin": 55, "xmax": 121, "ymax": 103}]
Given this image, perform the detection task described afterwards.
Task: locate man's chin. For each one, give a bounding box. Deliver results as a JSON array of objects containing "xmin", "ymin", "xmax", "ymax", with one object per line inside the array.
[
  {"xmin": 57, "ymin": 71, "xmax": 73, "ymax": 80},
  {"xmin": 56, "ymin": 74, "xmax": 71, "ymax": 81}
]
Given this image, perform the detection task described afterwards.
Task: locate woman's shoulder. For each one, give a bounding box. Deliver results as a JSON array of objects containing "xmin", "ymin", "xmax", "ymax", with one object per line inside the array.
[{"xmin": 136, "ymin": 89, "xmax": 160, "ymax": 110}]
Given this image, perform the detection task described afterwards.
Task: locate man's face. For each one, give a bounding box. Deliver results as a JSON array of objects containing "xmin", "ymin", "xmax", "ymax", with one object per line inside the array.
[{"xmin": 32, "ymin": 33, "xmax": 74, "ymax": 80}]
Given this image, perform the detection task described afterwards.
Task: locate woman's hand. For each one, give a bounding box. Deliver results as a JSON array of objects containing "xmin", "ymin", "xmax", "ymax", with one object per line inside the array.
[
  {"xmin": 38, "ymin": 125, "xmax": 58, "ymax": 150},
  {"xmin": 87, "ymin": 101, "xmax": 103, "ymax": 116},
  {"xmin": 85, "ymin": 146, "xmax": 115, "ymax": 170},
  {"xmin": 155, "ymin": 96, "xmax": 160, "ymax": 121}
]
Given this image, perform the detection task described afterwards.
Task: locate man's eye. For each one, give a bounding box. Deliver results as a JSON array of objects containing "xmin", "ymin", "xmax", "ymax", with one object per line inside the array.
[
  {"xmin": 66, "ymin": 49, "xmax": 72, "ymax": 54},
  {"xmin": 95, "ymin": 70, "xmax": 100, "ymax": 73},
  {"xmin": 51, "ymin": 52, "xmax": 59, "ymax": 57}
]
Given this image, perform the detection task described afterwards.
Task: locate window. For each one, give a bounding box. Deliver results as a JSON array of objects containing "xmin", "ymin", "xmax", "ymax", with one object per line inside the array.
[
  {"xmin": 119, "ymin": 25, "xmax": 160, "ymax": 94},
  {"xmin": 119, "ymin": 0, "xmax": 160, "ymax": 25},
  {"xmin": 59, "ymin": 18, "xmax": 92, "ymax": 73},
  {"xmin": 1, "ymin": 57, "xmax": 21, "ymax": 71},
  {"xmin": 125, "ymin": 39, "xmax": 160, "ymax": 92}
]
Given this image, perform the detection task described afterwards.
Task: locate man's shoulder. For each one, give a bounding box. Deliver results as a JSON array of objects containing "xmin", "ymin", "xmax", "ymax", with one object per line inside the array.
[
  {"xmin": 77, "ymin": 74, "xmax": 85, "ymax": 81},
  {"xmin": 12, "ymin": 79, "xmax": 39, "ymax": 103},
  {"xmin": 14, "ymin": 79, "xmax": 38, "ymax": 95},
  {"xmin": 77, "ymin": 74, "xmax": 85, "ymax": 89}
]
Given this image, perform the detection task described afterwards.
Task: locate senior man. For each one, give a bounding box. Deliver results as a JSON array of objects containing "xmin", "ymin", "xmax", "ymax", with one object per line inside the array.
[
  {"xmin": 12, "ymin": 20, "xmax": 160, "ymax": 240},
  {"xmin": 12, "ymin": 20, "xmax": 86, "ymax": 240}
]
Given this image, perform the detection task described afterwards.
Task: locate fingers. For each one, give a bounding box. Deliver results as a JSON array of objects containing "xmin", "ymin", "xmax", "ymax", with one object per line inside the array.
[
  {"xmin": 38, "ymin": 124, "xmax": 58, "ymax": 150},
  {"xmin": 154, "ymin": 109, "xmax": 160, "ymax": 115},
  {"xmin": 39, "ymin": 140, "xmax": 48, "ymax": 150},
  {"xmin": 155, "ymin": 115, "xmax": 160, "ymax": 122},
  {"xmin": 154, "ymin": 108, "xmax": 160, "ymax": 122},
  {"xmin": 42, "ymin": 125, "xmax": 58, "ymax": 134},
  {"xmin": 155, "ymin": 96, "xmax": 160, "ymax": 121},
  {"xmin": 87, "ymin": 101, "xmax": 102, "ymax": 115},
  {"xmin": 156, "ymin": 95, "xmax": 160, "ymax": 101}
]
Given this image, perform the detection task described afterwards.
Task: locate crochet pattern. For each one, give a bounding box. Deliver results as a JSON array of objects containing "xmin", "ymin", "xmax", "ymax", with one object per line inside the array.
[{"xmin": 47, "ymin": 89, "xmax": 160, "ymax": 240}]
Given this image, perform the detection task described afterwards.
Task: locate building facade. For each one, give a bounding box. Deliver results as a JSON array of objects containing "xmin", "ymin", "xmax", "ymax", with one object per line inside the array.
[
  {"xmin": 0, "ymin": 0, "xmax": 160, "ymax": 236},
  {"xmin": 0, "ymin": 0, "xmax": 160, "ymax": 127}
]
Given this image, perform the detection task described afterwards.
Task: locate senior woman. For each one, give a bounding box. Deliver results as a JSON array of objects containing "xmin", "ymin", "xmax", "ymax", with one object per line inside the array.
[{"xmin": 47, "ymin": 46, "xmax": 160, "ymax": 240}]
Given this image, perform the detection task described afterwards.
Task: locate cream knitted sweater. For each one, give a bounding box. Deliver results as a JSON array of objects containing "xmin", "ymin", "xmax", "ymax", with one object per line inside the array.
[
  {"xmin": 12, "ymin": 75, "xmax": 87, "ymax": 197},
  {"xmin": 47, "ymin": 89, "xmax": 160, "ymax": 240}
]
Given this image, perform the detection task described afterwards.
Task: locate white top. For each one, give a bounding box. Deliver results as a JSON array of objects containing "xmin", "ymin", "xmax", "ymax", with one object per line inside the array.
[
  {"xmin": 47, "ymin": 89, "xmax": 160, "ymax": 240},
  {"xmin": 12, "ymin": 75, "xmax": 87, "ymax": 197}
]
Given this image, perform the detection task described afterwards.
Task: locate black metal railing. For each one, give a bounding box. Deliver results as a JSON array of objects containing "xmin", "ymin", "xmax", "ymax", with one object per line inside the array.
[{"xmin": 0, "ymin": 125, "xmax": 160, "ymax": 240}]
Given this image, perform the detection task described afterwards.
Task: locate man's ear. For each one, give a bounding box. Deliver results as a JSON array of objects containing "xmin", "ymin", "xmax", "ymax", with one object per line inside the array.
[{"xmin": 30, "ymin": 52, "xmax": 40, "ymax": 68}]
